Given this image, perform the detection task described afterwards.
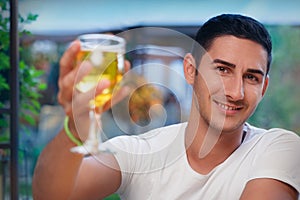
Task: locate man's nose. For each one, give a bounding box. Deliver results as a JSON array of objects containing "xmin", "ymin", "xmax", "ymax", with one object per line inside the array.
[{"xmin": 224, "ymin": 77, "xmax": 244, "ymax": 101}]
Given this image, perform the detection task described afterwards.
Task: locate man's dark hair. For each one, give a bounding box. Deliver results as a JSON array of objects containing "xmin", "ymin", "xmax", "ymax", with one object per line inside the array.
[{"xmin": 193, "ymin": 14, "xmax": 272, "ymax": 75}]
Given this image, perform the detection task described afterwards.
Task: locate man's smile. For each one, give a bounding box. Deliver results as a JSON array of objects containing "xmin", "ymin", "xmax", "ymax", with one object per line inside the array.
[{"xmin": 214, "ymin": 100, "xmax": 244, "ymax": 112}]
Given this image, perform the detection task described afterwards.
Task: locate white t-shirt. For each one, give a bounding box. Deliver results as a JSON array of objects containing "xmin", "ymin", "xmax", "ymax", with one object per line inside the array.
[{"xmin": 105, "ymin": 123, "xmax": 300, "ymax": 200}]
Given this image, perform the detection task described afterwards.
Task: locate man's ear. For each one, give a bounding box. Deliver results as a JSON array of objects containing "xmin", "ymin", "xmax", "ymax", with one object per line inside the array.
[
  {"xmin": 183, "ymin": 53, "xmax": 197, "ymax": 85},
  {"xmin": 262, "ymin": 75, "xmax": 269, "ymax": 97}
]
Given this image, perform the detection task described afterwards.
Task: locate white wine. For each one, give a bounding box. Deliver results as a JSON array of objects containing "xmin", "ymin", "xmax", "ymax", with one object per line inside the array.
[{"xmin": 76, "ymin": 49, "xmax": 121, "ymax": 108}]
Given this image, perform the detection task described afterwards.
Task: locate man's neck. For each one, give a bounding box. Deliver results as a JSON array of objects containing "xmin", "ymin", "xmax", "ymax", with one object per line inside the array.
[{"xmin": 185, "ymin": 108, "xmax": 245, "ymax": 174}]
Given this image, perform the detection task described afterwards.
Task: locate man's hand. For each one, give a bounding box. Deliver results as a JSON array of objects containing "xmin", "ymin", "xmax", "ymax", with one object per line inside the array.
[{"xmin": 57, "ymin": 40, "xmax": 130, "ymax": 142}]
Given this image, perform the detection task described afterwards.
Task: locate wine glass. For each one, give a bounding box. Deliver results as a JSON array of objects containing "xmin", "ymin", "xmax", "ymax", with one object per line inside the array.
[{"xmin": 71, "ymin": 34, "xmax": 125, "ymax": 155}]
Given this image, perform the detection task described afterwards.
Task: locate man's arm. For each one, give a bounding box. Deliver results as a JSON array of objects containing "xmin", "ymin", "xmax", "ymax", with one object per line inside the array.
[
  {"xmin": 70, "ymin": 151, "xmax": 121, "ymax": 199},
  {"xmin": 32, "ymin": 128, "xmax": 121, "ymax": 200},
  {"xmin": 32, "ymin": 41, "xmax": 123, "ymax": 200},
  {"xmin": 32, "ymin": 129, "xmax": 83, "ymax": 199},
  {"xmin": 240, "ymin": 178, "xmax": 298, "ymax": 200}
]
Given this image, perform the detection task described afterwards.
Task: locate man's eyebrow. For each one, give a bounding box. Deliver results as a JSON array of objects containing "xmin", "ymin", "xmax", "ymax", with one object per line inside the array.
[
  {"xmin": 212, "ymin": 59, "xmax": 266, "ymax": 76},
  {"xmin": 212, "ymin": 59, "xmax": 236, "ymax": 68},
  {"xmin": 247, "ymin": 69, "xmax": 265, "ymax": 77}
]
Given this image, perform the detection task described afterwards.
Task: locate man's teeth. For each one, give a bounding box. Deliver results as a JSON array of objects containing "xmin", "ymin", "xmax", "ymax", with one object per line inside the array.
[{"xmin": 218, "ymin": 103, "xmax": 239, "ymax": 110}]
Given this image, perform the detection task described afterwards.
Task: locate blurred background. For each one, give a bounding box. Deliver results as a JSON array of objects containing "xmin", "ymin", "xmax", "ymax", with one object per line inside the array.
[{"xmin": 1, "ymin": 0, "xmax": 300, "ymax": 199}]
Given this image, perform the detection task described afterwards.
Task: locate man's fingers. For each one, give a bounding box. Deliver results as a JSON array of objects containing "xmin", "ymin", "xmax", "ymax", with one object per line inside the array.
[
  {"xmin": 124, "ymin": 60, "xmax": 131, "ymax": 73},
  {"xmin": 58, "ymin": 60, "xmax": 93, "ymax": 105},
  {"xmin": 95, "ymin": 79, "xmax": 111, "ymax": 93},
  {"xmin": 59, "ymin": 40, "xmax": 80, "ymax": 78},
  {"xmin": 103, "ymin": 85, "xmax": 131, "ymax": 111},
  {"xmin": 75, "ymin": 61, "xmax": 93, "ymax": 84},
  {"xmin": 72, "ymin": 79, "xmax": 111, "ymax": 115},
  {"xmin": 76, "ymin": 79, "xmax": 111, "ymax": 107}
]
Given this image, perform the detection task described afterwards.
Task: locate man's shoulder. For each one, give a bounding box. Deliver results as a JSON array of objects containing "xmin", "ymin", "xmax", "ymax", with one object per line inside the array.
[
  {"xmin": 138, "ymin": 122, "xmax": 187, "ymax": 139},
  {"xmin": 246, "ymin": 123, "xmax": 300, "ymax": 145},
  {"xmin": 106, "ymin": 122, "xmax": 187, "ymax": 153}
]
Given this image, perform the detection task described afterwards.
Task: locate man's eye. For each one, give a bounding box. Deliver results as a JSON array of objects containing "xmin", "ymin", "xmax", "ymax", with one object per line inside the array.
[
  {"xmin": 217, "ymin": 66, "xmax": 228, "ymax": 73},
  {"xmin": 245, "ymin": 74, "xmax": 259, "ymax": 82}
]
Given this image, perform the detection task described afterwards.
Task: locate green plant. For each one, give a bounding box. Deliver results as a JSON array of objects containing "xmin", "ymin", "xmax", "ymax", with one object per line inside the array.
[{"xmin": 0, "ymin": 0, "xmax": 46, "ymax": 140}]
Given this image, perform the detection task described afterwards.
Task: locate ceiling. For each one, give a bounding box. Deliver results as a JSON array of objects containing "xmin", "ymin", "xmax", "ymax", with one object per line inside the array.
[{"xmin": 19, "ymin": 0, "xmax": 300, "ymax": 36}]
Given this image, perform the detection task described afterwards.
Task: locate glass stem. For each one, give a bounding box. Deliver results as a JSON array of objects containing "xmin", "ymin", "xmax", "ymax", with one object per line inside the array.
[{"xmin": 84, "ymin": 108, "xmax": 102, "ymax": 151}]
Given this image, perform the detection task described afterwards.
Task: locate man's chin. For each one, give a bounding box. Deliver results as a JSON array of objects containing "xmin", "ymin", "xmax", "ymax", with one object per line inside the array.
[{"xmin": 208, "ymin": 120, "xmax": 244, "ymax": 134}]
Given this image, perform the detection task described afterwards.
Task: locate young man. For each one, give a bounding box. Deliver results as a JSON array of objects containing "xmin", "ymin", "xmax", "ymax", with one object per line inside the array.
[{"xmin": 33, "ymin": 14, "xmax": 300, "ymax": 199}]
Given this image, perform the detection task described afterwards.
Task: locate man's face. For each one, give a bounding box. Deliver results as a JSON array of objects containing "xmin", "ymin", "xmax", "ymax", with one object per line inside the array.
[{"xmin": 192, "ymin": 35, "xmax": 269, "ymax": 133}]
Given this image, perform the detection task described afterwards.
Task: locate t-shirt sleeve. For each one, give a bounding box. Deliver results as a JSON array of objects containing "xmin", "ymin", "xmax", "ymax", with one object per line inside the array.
[
  {"xmin": 102, "ymin": 124, "xmax": 185, "ymax": 197},
  {"xmin": 249, "ymin": 129, "xmax": 300, "ymax": 192},
  {"xmin": 103, "ymin": 134, "xmax": 156, "ymax": 195},
  {"xmin": 102, "ymin": 135, "xmax": 141, "ymax": 194}
]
